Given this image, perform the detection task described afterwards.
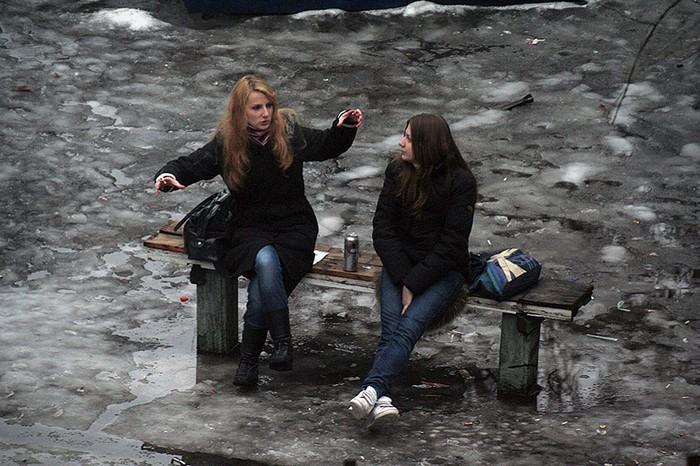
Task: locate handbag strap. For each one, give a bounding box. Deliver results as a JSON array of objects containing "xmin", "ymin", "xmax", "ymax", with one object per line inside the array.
[{"xmin": 173, "ymin": 191, "xmax": 221, "ymax": 232}]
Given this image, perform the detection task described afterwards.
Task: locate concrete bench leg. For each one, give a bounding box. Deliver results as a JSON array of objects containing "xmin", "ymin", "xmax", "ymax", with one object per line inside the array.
[
  {"xmin": 497, "ymin": 313, "xmax": 542, "ymax": 397},
  {"xmin": 190, "ymin": 265, "xmax": 238, "ymax": 355}
]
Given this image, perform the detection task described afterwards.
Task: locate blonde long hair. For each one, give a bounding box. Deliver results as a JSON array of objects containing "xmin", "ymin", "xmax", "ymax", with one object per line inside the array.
[{"xmin": 216, "ymin": 75, "xmax": 293, "ymax": 192}]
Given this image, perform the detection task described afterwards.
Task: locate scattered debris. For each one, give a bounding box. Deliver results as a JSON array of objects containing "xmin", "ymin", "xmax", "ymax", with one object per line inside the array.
[
  {"xmin": 458, "ymin": 369, "xmax": 474, "ymax": 383},
  {"xmin": 412, "ymin": 381, "xmax": 450, "ymax": 389},
  {"xmin": 527, "ymin": 38, "xmax": 545, "ymax": 45},
  {"xmin": 616, "ymin": 301, "xmax": 631, "ymax": 312},
  {"xmin": 498, "ymin": 93, "xmax": 534, "ymax": 111},
  {"xmin": 586, "ymin": 334, "xmax": 619, "ymax": 342},
  {"xmin": 15, "ymin": 84, "xmax": 32, "ymax": 92},
  {"xmin": 179, "ymin": 295, "xmax": 189, "ymax": 302}
]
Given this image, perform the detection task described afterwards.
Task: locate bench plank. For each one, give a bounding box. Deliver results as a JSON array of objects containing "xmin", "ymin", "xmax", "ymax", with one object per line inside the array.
[{"xmin": 144, "ymin": 222, "xmax": 592, "ymax": 319}]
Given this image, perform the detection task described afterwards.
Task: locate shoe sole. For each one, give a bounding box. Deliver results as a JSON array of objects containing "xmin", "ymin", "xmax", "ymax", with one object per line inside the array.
[{"xmin": 367, "ymin": 410, "xmax": 399, "ymax": 430}]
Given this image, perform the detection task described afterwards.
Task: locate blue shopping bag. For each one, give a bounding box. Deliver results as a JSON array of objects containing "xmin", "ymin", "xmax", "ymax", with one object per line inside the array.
[{"xmin": 469, "ymin": 248, "xmax": 541, "ymax": 301}]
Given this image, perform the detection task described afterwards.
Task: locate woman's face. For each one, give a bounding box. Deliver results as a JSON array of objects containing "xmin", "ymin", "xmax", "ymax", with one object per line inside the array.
[
  {"xmin": 399, "ymin": 124, "xmax": 414, "ymax": 162},
  {"xmin": 245, "ymin": 91, "xmax": 273, "ymax": 130}
]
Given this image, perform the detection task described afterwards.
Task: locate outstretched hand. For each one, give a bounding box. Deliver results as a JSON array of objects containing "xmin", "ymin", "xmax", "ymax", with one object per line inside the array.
[
  {"xmin": 154, "ymin": 175, "xmax": 185, "ymax": 193},
  {"xmin": 337, "ymin": 108, "xmax": 364, "ymax": 129}
]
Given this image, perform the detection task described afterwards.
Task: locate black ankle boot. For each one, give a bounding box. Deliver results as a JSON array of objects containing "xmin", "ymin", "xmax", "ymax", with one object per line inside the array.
[
  {"xmin": 264, "ymin": 307, "xmax": 293, "ymax": 371},
  {"xmin": 233, "ymin": 323, "xmax": 268, "ymax": 386}
]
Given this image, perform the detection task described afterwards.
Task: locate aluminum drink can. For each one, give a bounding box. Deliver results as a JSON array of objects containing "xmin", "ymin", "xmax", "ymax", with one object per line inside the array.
[{"xmin": 343, "ymin": 233, "xmax": 359, "ymax": 272}]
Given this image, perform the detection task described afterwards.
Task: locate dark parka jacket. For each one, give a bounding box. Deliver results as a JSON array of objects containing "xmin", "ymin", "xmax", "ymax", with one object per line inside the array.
[
  {"xmin": 156, "ymin": 117, "xmax": 357, "ymax": 293},
  {"xmin": 372, "ymin": 159, "xmax": 477, "ymax": 295}
]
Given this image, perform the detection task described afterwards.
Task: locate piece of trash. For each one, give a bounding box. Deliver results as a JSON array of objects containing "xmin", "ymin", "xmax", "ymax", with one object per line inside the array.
[
  {"xmin": 527, "ymin": 38, "xmax": 545, "ymax": 45},
  {"xmin": 458, "ymin": 369, "xmax": 475, "ymax": 383},
  {"xmin": 4, "ymin": 391, "xmax": 14, "ymax": 399},
  {"xmin": 616, "ymin": 301, "xmax": 631, "ymax": 312},
  {"xmin": 498, "ymin": 93, "xmax": 534, "ymax": 111},
  {"xmin": 171, "ymin": 458, "xmax": 186, "ymax": 466},
  {"xmin": 596, "ymin": 424, "xmax": 608, "ymax": 435},
  {"xmin": 683, "ymin": 338, "xmax": 688, "ymax": 343},
  {"xmin": 586, "ymin": 334, "xmax": 618, "ymax": 342},
  {"xmin": 412, "ymin": 381, "xmax": 450, "ymax": 389},
  {"xmin": 684, "ymin": 320, "xmax": 690, "ymax": 325},
  {"xmin": 561, "ymin": 421, "xmax": 568, "ymax": 425},
  {"xmin": 15, "ymin": 84, "xmax": 32, "ymax": 92},
  {"xmin": 665, "ymin": 383, "xmax": 671, "ymax": 389},
  {"xmin": 487, "ymin": 239, "xmax": 492, "ymax": 246},
  {"xmin": 344, "ymin": 376, "xmax": 361, "ymax": 382},
  {"xmin": 179, "ymin": 295, "xmax": 189, "ymax": 302}
]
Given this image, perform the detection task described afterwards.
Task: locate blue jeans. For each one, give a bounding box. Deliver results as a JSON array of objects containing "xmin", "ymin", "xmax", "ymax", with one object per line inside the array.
[
  {"xmin": 244, "ymin": 245, "xmax": 289, "ymax": 329},
  {"xmin": 362, "ymin": 269, "xmax": 463, "ymax": 398}
]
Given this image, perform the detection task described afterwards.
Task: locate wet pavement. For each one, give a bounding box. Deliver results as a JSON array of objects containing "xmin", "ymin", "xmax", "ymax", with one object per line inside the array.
[{"xmin": 1, "ymin": 0, "xmax": 699, "ymax": 464}]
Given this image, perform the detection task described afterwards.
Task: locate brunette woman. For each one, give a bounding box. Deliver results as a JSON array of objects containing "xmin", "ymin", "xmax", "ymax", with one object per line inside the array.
[
  {"xmin": 349, "ymin": 113, "xmax": 476, "ymax": 428},
  {"xmin": 154, "ymin": 75, "xmax": 363, "ymax": 386}
]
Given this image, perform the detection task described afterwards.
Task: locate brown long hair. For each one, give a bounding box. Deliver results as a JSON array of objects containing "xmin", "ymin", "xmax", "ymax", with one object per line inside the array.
[
  {"xmin": 216, "ymin": 75, "xmax": 293, "ymax": 192},
  {"xmin": 397, "ymin": 113, "xmax": 469, "ymax": 211}
]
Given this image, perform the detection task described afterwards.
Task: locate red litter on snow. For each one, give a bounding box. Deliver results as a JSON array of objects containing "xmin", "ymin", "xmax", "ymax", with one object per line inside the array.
[{"xmin": 179, "ymin": 296, "xmax": 189, "ymax": 302}]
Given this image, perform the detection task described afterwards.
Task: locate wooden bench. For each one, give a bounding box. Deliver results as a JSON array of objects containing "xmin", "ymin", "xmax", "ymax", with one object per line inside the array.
[{"xmin": 144, "ymin": 220, "xmax": 593, "ymax": 397}]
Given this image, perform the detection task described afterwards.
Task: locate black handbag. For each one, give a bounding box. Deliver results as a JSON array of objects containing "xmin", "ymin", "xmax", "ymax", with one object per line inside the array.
[{"xmin": 174, "ymin": 191, "xmax": 233, "ymax": 262}]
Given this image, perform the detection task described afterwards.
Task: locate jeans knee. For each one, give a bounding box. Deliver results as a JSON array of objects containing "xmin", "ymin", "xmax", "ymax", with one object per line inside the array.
[{"xmin": 255, "ymin": 246, "xmax": 280, "ymax": 274}]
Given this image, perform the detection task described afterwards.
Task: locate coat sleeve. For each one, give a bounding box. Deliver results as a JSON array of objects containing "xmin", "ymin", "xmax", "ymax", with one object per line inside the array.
[
  {"xmin": 372, "ymin": 162, "xmax": 414, "ymax": 284},
  {"xmin": 294, "ymin": 116, "xmax": 357, "ymax": 162},
  {"xmin": 154, "ymin": 137, "xmax": 223, "ymax": 189},
  {"xmin": 401, "ymin": 170, "xmax": 477, "ymax": 295}
]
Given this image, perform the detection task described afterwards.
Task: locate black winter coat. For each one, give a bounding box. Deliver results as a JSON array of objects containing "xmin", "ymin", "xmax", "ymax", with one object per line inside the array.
[
  {"xmin": 372, "ymin": 159, "xmax": 477, "ymax": 295},
  {"xmin": 156, "ymin": 118, "xmax": 357, "ymax": 293}
]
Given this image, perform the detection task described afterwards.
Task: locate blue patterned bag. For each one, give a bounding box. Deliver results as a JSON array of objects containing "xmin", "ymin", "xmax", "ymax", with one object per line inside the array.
[{"xmin": 469, "ymin": 248, "xmax": 541, "ymax": 301}]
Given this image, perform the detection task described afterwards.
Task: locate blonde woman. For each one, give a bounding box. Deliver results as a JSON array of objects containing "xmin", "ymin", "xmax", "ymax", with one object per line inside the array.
[{"xmin": 155, "ymin": 75, "xmax": 363, "ymax": 386}]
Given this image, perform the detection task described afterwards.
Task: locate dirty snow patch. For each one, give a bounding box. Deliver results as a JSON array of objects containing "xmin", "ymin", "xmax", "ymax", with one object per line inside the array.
[
  {"xmin": 318, "ymin": 216, "xmax": 344, "ymax": 237},
  {"xmin": 604, "ymin": 135, "xmax": 634, "ymax": 157},
  {"xmin": 452, "ymin": 109, "xmax": 504, "ymax": 130},
  {"xmin": 90, "ymin": 8, "xmax": 168, "ymax": 31},
  {"xmin": 560, "ymin": 162, "xmax": 600, "ymax": 185},
  {"xmin": 680, "ymin": 143, "xmax": 700, "ymax": 160},
  {"xmin": 335, "ymin": 165, "xmax": 384, "ymax": 182},
  {"xmin": 623, "ymin": 205, "xmax": 656, "ymax": 222},
  {"xmin": 601, "ymin": 245, "xmax": 627, "ymax": 263},
  {"xmin": 366, "ymin": 1, "xmax": 591, "ymax": 17}
]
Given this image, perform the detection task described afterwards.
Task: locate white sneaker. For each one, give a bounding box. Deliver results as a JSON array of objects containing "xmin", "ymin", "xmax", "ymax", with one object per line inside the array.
[
  {"xmin": 348, "ymin": 386, "xmax": 377, "ymax": 420},
  {"xmin": 367, "ymin": 396, "xmax": 399, "ymax": 429}
]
